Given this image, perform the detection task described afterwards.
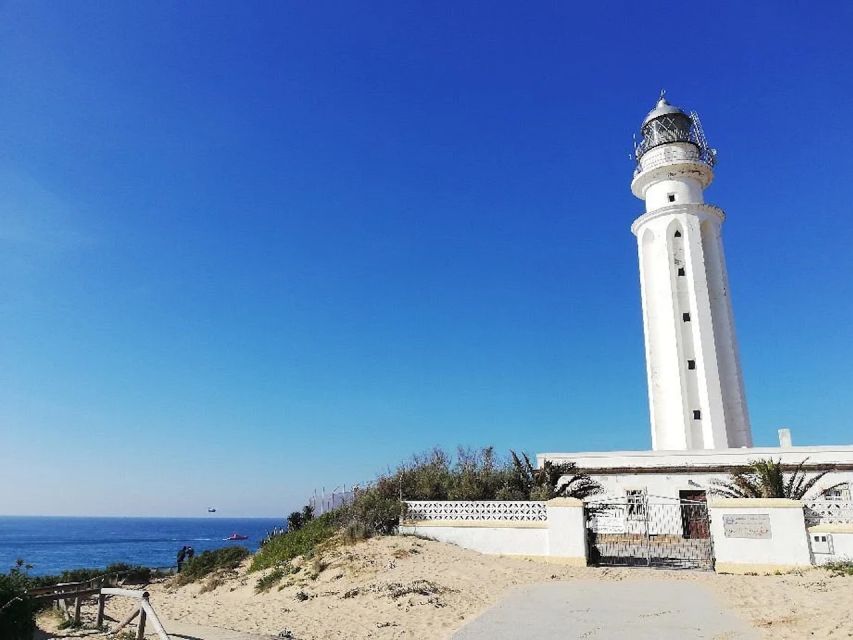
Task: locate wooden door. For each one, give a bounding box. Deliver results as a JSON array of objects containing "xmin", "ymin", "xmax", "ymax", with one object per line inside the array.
[{"xmin": 679, "ymin": 490, "xmax": 710, "ymax": 539}]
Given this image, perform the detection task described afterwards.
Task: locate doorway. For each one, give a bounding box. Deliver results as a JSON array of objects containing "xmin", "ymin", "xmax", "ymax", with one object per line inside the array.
[{"xmin": 679, "ymin": 490, "xmax": 710, "ymax": 539}]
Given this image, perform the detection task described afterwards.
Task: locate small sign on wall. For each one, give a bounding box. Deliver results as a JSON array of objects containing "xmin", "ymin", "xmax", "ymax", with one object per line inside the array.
[{"xmin": 722, "ymin": 514, "xmax": 772, "ymax": 539}]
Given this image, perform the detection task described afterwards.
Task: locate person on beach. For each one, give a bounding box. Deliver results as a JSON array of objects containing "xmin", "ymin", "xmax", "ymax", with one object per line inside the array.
[
  {"xmin": 186, "ymin": 546, "xmax": 195, "ymax": 561},
  {"xmin": 177, "ymin": 545, "xmax": 188, "ymax": 572}
]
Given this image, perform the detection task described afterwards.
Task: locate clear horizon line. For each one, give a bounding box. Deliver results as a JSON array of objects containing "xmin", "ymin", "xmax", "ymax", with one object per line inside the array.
[{"xmin": 0, "ymin": 513, "xmax": 286, "ymax": 519}]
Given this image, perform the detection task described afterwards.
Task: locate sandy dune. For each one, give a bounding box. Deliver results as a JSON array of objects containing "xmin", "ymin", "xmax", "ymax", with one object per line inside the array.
[{"xmin": 37, "ymin": 535, "xmax": 853, "ymax": 639}]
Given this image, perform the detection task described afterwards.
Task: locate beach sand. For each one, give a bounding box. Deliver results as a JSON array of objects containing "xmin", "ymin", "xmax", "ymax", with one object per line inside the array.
[{"xmin": 37, "ymin": 535, "xmax": 853, "ymax": 639}]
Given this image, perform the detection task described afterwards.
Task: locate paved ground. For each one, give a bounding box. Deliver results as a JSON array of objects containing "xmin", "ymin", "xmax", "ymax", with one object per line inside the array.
[{"xmin": 453, "ymin": 580, "xmax": 759, "ymax": 639}]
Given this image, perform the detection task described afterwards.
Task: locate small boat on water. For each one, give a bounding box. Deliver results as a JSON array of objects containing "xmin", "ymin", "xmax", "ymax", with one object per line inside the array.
[
  {"xmin": 208, "ymin": 507, "xmax": 217, "ymax": 513},
  {"xmin": 225, "ymin": 532, "xmax": 249, "ymax": 541}
]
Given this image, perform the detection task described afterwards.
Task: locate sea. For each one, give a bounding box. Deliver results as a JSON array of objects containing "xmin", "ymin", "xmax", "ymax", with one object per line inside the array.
[{"xmin": 0, "ymin": 516, "xmax": 284, "ymax": 576}]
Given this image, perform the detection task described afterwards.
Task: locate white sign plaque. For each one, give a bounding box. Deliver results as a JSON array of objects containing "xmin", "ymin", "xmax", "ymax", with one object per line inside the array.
[{"xmin": 723, "ymin": 514, "xmax": 771, "ymax": 539}]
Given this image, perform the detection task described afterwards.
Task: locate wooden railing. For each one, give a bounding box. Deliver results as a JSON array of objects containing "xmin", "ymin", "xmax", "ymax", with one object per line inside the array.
[
  {"xmin": 27, "ymin": 580, "xmax": 103, "ymax": 627},
  {"xmin": 28, "ymin": 579, "xmax": 171, "ymax": 639},
  {"xmin": 100, "ymin": 588, "xmax": 170, "ymax": 640}
]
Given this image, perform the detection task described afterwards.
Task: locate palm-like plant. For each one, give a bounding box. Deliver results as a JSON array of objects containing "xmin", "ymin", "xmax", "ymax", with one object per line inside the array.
[
  {"xmin": 508, "ymin": 451, "xmax": 602, "ymax": 501},
  {"xmin": 711, "ymin": 458, "xmax": 835, "ymax": 499}
]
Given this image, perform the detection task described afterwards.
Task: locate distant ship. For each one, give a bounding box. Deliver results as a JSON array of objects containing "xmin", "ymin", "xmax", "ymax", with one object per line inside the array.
[
  {"xmin": 207, "ymin": 507, "xmax": 217, "ymax": 513},
  {"xmin": 225, "ymin": 532, "xmax": 248, "ymax": 541}
]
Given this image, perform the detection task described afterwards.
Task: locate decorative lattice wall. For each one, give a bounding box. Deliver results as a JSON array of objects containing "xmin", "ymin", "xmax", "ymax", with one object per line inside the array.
[
  {"xmin": 404, "ymin": 500, "xmax": 548, "ymax": 522},
  {"xmin": 804, "ymin": 500, "xmax": 853, "ymax": 526}
]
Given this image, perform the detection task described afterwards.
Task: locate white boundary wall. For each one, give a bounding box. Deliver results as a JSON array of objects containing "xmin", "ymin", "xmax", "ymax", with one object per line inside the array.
[
  {"xmin": 401, "ymin": 498, "xmax": 853, "ymax": 573},
  {"xmin": 399, "ymin": 521, "xmax": 549, "ymax": 557},
  {"xmin": 399, "ymin": 498, "xmax": 587, "ymax": 565},
  {"xmin": 709, "ymin": 498, "xmax": 812, "ymax": 573}
]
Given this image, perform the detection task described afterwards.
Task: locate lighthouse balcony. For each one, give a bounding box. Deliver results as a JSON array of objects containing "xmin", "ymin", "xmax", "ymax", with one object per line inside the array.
[{"xmin": 633, "ymin": 142, "xmax": 716, "ymax": 178}]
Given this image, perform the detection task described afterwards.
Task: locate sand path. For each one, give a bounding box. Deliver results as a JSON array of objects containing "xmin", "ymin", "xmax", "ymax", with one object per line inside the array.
[
  {"xmin": 164, "ymin": 620, "xmax": 278, "ymax": 640},
  {"xmin": 453, "ymin": 580, "xmax": 759, "ymax": 639}
]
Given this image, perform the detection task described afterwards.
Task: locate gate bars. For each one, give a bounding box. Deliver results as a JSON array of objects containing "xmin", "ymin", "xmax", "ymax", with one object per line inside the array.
[{"xmin": 585, "ymin": 493, "xmax": 714, "ymax": 570}]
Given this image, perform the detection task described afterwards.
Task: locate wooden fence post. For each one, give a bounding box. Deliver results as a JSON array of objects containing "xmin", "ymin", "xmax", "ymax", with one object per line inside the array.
[
  {"xmin": 136, "ymin": 605, "xmax": 147, "ymax": 640},
  {"xmin": 95, "ymin": 593, "xmax": 106, "ymax": 628},
  {"xmin": 73, "ymin": 584, "xmax": 82, "ymax": 626}
]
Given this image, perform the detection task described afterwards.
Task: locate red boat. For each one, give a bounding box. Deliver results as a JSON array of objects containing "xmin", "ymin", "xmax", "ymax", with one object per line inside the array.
[{"xmin": 224, "ymin": 532, "xmax": 249, "ymax": 541}]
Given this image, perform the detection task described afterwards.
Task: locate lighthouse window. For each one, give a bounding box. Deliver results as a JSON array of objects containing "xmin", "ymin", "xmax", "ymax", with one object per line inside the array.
[
  {"xmin": 678, "ymin": 267, "xmax": 686, "ymax": 276},
  {"xmin": 668, "ymin": 194, "xmax": 676, "ymax": 203},
  {"xmin": 693, "ymin": 410, "xmax": 701, "ymax": 420},
  {"xmin": 674, "ymin": 230, "xmax": 682, "ymax": 238},
  {"xmin": 688, "ymin": 359, "xmax": 696, "ymax": 370},
  {"xmin": 682, "ymin": 312, "xmax": 691, "ymax": 322}
]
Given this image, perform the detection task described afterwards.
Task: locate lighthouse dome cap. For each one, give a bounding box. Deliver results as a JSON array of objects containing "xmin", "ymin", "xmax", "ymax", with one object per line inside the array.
[{"xmin": 642, "ymin": 91, "xmax": 687, "ymax": 127}]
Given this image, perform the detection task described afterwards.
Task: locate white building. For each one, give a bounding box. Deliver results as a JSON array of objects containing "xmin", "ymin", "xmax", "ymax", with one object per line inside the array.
[
  {"xmin": 401, "ymin": 95, "xmax": 853, "ymax": 571},
  {"xmin": 539, "ymin": 94, "xmax": 853, "ymax": 505}
]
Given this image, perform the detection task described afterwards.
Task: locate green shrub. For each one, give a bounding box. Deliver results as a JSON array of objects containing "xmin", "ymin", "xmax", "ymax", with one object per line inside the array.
[
  {"xmin": 255, "ymin": 562, "xmax": 299, "ymax": 593},
  {"xmin": 0, "ymin": 572, "xmax": 35, "ymax": 640},
  {"xmin": 347, "ymin": 491, "xmax": 405, "ymax": 535},
  {"xmin": 823, "ymin": 560, "xmax": 853, "ymax": 576},
  {"xmin": 104, "ymin": 563, "xmax": 152, "ymax": 583},
  {"xmin": 255, "ymin": 567, "xmax": 285, "ymax": 593},
  {"xmin": 286, "ymin": 511, "xmax": 304, "ymax": 532},
  {"xmin": 342, "ymin": 521, "xmax": 370, "ymax": 544},
  {"xmin": 251, "ymin": 513, "xmax": 339, "ymax": 572},
  {"xmin": 27, "ymin": 563, "xmax": 158, "ymax": 589},
  {"xmin": 177, "ymin": 546, "xmax": 250, "ymax": 585},
  {"xmin": 362, "ymin": 446, "xmax": 600, "ymax": 504}
]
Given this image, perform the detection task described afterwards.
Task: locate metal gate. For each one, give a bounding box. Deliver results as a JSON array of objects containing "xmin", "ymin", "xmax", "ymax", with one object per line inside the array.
[{"xmin": 585, "ymin": 493, "xmax": 714, "ymax": 570}]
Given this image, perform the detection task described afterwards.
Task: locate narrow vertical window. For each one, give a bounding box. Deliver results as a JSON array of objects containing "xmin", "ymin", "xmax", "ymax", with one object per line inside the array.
[
  {"xmin": 682, "ymin": 312, "xmax": 691, "ymax": 322},
  {"xmin": 677, "ymin": 267, "xmax": 686, "ymax": 276},
  {"xmin": 693, "ymin": 410, "xmax": 701, "ymax": 420},
  {"xmin": 668, "ymin": 194, "xmax": 676, "ymax": 203},
  {"xmin": 687, "ymin": 359, "xmax": 696, "ymax": 370}
]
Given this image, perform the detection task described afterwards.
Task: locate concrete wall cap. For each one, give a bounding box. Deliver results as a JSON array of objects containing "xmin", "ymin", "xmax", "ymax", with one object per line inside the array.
[
  {"xmin": 709, "ymin": 498, "xmax": 803, "ymax": 508},
  {"xmin": 808, "ymin": 523, "xmax": 853, "ymax": 534},
  {"xmin": 545, "ymin": 497, "xmax": 584, "ymax": 507},
  {"xmin": 400, "ymin": 520, "xmax": 548, "ymax": 529}
]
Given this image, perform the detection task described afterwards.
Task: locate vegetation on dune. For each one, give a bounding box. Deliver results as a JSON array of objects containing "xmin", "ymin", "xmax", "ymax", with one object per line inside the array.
[
  {"xmin": 381, "ymin": 446, "xmax": 601, "ymax": 502},
  {"xmin": 252, "ymin": 513, "xmax": 339, "ymax": 572},
  {"xmin": 823, "ymin": 560, "xmax": 853, "ymax": 577},
  {"xmin": 252, "ymin": 446, "xmax": 600, "ymax": 573},
  {"xmin": 254, "ymin": 562, "xmax": 301, "ymax": 593},
  {"xmin": 503, "ymin": 452, "xmax": 602, "ymax": 501},
  {"xmin": 286, "ymin": 504, "xmax": 315, "ymax": 533},
  {"xmin": 0, "ymin": 562, "xmax": 36, "ymax": 640},
  {"xmin": 33, "ymin": 563, "xmax": 158, "ymax": 586},
  {"xmin": 711, "ymin": 458, "xmax": 838, "ymax": 499},
  {"xmin": 177, "ymin": 546, "xmax": 250, "ymax": 585}
]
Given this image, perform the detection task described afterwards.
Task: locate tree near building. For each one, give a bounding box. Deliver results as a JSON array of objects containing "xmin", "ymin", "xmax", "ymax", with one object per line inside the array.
[{"xmin": 711, "ymin": 458, "xmax": 838, "ymax": 499}]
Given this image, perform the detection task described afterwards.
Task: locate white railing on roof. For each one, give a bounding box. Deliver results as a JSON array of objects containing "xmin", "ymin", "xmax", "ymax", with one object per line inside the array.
[
  {"xmin": 404, "ymin": 500, "xmax": 548, "ymax": 522},
  {"xmin": 804, "ymin": 500, "xmax": 853, "ymax": 526}
]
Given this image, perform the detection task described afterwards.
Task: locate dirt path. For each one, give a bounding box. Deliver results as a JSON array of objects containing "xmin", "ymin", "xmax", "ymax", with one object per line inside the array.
[{"xmin": 164, "ymin": 620, "xmax": 278, "ymax": 640}]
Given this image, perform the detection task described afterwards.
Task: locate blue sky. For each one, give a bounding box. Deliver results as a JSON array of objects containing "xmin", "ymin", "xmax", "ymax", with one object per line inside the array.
[{"xmin": 2, "ymin": 2, "xmax": 852, "ymax": 517}]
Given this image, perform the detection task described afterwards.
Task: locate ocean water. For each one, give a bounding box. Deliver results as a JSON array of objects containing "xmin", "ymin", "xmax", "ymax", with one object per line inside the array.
[{"xmin": 0, "ymin": 516, "xmax": 284, "ymax": 576}]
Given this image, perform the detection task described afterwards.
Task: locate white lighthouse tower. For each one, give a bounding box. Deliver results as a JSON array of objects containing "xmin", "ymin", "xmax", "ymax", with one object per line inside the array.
[{"xmin": 631, "ymin": 93, "xmax": 752, "ymax": 451}]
